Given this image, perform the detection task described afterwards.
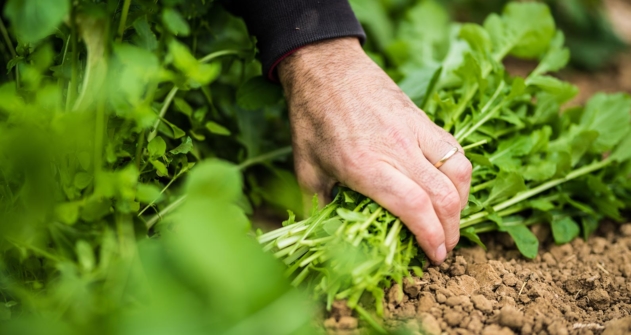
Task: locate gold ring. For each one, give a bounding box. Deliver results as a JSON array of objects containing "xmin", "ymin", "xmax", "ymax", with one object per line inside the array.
[{"xmin": 434, "ymin": 147, "xmax": 458, "ymax": 169}]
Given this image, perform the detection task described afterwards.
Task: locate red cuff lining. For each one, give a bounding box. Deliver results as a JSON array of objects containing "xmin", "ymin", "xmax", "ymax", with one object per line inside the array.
[{"xmin": 267, "ymin": 46, "xmax": 305, "ymax": 82}]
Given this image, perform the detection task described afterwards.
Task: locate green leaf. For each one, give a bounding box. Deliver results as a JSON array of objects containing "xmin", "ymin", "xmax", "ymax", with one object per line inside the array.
[
  {"xmin": 523, "ymin": 161, "xmax": 556, "ymax": 182},
  {"xmin": 461, "ymin": 227, "xmax": 486, "ymax": 250},
  {"xmin": 174, "ymin": 97, "xmax": 193, "ymax": 116},
  {"xmin": 551, "ymin": 217, "xmax": 580, "ymax": 244},
  {"xmin": 136, "ymin": 183, "xmax": 162, "ymax": 203},
  {"xmin": 6, "ymin": 56, "xmax": 24, "ymax": 72},
  {"xmin": 502, "ymin": 2, "xmax": 556, "ymax": 59},
  {"xmin": 205, "ymin": 121, "xmax": 231, "ymax": 136},
  {"xmin": 55, "ymin": 202, "xmax": 81, "ymax": 225},
  {"xmin": 76, "ymin": 240, "xmax": 95, "ymax": 272},
  {"xmin": 169, "ymin": 40, "xmax": 221, "ymax": 85},
  {"xmin": 151, "ymin": 160, "xmax": 169, "ymax": 177},
  {"xmin": 159, "ymin": 118, "xmax": 186, "ymax": 139},
  {"xmin": 486, "ymin": 171, "xmax": 527, "ymax": 204},
  {"xmin": 530, "ymin": 198, "xmax": 555, "ymax": 211},
  {"xmin": 170, "ymin": 136, "xmax": 193, "ymax": 155},
  {"xmin": 610, "ymin": 134, "xmax": 631, "ymax": 163},
  {"xmin": 185, "ymin": 159, "xmax": 242, "ymax": 202},
  {"xmin": 399, "ymin": 65, "xmax": 442, "ymax": 106},
  {"xmin": 4, "ymin": 0, "xmax": 70, "ymax": 43},
  {"xmin": 527, "ymin": 76, "xmax": 577, "ymax": 104},
  {"xmin": 459, "ymin": 24, "xmax": 492, "ymax": 53},
  {"xmin": 580, "ymin": 93, "xmax": 631, "ymax": 152},
  {"xmin": 73, "ymin": 172, "xmax": 92, "ymax": 190},
  {"xmin": 530, "ymin": 31, "xmax": 569, "ymax": 76},
  {"xmin": 162, "ymin": 8, "xmax": 190, "ymax": 36},
  {"xmin": 581, "ymin": 216, "xmax": 599, "ymax": 240},
  {"xmin": 467, "ymin": 153, "xmax": 492, "ymax": 167},
  {"xmin": 133, "ymin": 16, "xmax": 158, "ymax": 51},
  {"xmin": 336, "ymin": 208, "xmax": 369, "ymax": 222},
  {"xmin": 490, "ymin": 135, "xmax": 533, "ymax": 169},
  {"xmin": 349, "ymin": 0, "xmax": 393, "ymax": 50},
  {"xmin": 148, "ymin": 136, "xmax": 167, "ymax": 159},
  {"xmin": 501, "ymin": 225, "xmax": 538, "ymax": 259},
  {"xmin": 236, "ymin": 76, "xmax": 283, "ymax": 110},
  {"xmin": 323, "ymin": 218, "xmax": 343, "ymax": 235}
]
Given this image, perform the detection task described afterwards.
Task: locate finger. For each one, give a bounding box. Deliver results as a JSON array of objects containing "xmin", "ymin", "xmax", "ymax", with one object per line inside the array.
[
  {"xmin": 419, "ymin": 130, "xmax": 472, "ymax": 209},
  {"xmin": 402, "ymin": 152, "xmax": 462, "ymax": 252},
  {"xmin": 341, "ymin": 163, "xmax": 447, "ymax": 264},
  {"xmin": 437, "ymin": 153, "xmax": 472, "ymax": 210}
]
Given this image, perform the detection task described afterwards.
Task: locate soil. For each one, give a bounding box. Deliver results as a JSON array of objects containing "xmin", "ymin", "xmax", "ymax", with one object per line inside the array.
[{"xmin": 323, "ymin": 222, "xmax": 631, "ymax": 335}]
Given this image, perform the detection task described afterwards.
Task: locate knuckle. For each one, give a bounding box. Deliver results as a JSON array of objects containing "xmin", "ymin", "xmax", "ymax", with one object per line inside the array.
[
  {"xmin": 435, "ymin": 188, "xmax": 461, "ymax": 214},
  {"xmin": 454, "ymin": 158, "xmax": 473, "ymax": 184},
  {"xmin": 404, "ymin": 188, "xmax": 431, "ymax": 211},
  {"xmin": 384, "ymin": 127, "xmax": 416, "ymax": 151}
]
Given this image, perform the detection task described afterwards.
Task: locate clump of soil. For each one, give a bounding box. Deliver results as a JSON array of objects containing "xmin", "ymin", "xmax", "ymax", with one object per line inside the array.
[{"xmin": 324, "ymin": 222, "xmax": 631, "ymax": 335}]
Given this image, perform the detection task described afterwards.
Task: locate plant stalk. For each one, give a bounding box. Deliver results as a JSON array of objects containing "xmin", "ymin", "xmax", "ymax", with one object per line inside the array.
[
  {"xmin": 460, "ymin": 159, "xmax": 612, "ymax": 228},
  {"xmin": 0, "ymin": 17, "xmax": 16, "ymax": 58},
  {"xmin": 117, "ymin": 0, "xmax": 132, "ymax": 42}
]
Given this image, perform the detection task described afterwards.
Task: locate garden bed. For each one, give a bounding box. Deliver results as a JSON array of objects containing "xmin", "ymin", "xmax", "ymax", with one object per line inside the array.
[{"xmin": 324, "ymin": 222, "xmax": 631, "ymax": 335}]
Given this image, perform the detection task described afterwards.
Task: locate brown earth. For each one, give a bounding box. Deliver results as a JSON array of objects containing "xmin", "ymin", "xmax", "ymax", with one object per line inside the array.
[{"xmin": 324, "ymin": 222, "xmax": 631, "ymax": 335}]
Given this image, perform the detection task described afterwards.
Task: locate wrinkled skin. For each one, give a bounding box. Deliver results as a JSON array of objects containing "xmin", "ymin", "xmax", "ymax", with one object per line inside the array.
[{"xmin": 278, "ymin": 38, "xmax": 472, "ymax": 264}]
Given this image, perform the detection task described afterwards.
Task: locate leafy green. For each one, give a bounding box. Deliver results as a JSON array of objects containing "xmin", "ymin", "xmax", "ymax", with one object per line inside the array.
[
  {"xmin": 4, "ymin": 0, "xmax": 70, "ymax": 43},
  {"xmin": 501, "ymin": 224, "xmax": 539, "ymax": 259},
  {"xmin": 236, "ymin": 76, "xmax": 283, "ymax": 110},
  {"xmin": 551, "ymin": 216, "xmax": 581, "ymax": 244}
]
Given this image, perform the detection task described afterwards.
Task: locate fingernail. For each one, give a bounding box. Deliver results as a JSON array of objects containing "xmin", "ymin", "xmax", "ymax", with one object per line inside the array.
[{"xmin": 434, "ymin": 243, "xmax": 446, "ymax": 264}]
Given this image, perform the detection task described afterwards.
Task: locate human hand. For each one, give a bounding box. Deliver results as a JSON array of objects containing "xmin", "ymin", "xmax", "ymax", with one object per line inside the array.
[{"xmin": 277, "ymin": 38, "xmax": 472, "ymax": 265}]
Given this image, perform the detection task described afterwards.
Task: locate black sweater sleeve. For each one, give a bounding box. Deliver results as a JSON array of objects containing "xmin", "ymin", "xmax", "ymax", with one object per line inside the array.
[{"xmin": 222, "ymin": 0, "xmax": 366, "ymax": 81}]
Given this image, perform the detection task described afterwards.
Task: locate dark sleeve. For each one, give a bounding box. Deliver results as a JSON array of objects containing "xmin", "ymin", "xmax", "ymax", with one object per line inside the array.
[{"xmin": 222, "ymin": 0, "xmax": 366, "ymax": 82}]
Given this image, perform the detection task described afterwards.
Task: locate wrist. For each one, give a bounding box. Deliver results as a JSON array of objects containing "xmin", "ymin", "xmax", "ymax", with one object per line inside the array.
[{"xmin": 277, "ymin": 37, "xmax": 367, "ymax": 90}]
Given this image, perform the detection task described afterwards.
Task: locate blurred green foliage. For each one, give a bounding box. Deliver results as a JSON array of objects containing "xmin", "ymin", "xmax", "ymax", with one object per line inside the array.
[{"xmin": 0, "ymin": 0, "xmax": 312, "ymax": 333}]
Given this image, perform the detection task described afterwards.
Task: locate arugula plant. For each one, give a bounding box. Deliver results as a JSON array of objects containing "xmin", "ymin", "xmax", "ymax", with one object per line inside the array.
[
  {"xmin": 0, "ymin": 0, "xmax": 312, "ymax": 333},
  {"xmin": 259, "ymin": 2, "xmax": 631, "ymax": 328}
]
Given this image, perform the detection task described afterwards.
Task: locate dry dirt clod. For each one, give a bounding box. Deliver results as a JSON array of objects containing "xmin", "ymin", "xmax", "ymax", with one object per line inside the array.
[
  {"xmin": 417, "ymin": 292, "xmax": 436, "ymax": 313},
  {"xmin": 403, "ymin": 277, "xmax": 423, "ymax": 298},
  {"xmin": 387, "ymin": 284, "xmax": 405, "ymax": 306},
  {"xmin": 503, "ymin": 273, "xmax": 518, "ymax": 287},
  {"xmin": 588, "ymin": 288, "xmax": 611, "ymax": 310},
  {"xmin": 418, "ymin": 312, "xmax": 441, "ymax": 335},
  {"xmin": 446, "ymin": 295, "xmax": 470, "ymax": 307},
  {"xmin": 499, "ymin": 306, "xmax": 525, "ymax": 329},
  {"xmin": 481, "ymin": 324, "xmax": 515, "ymax": 335},
  {"xmin": 450, "ymin": 256, "xmax": 468, "ymax": 276},
  {"xmin": 603, "ymin": 316, "xmax": 631, "ymax": 335},
  {"xmin": 471, "ymin": 294, "xmax": 494, "ymax": 313},
  {"xmin": 548, "ymin": 320, "xmax": 569, "ymax": 335},
  {"xmin": 467, "ymin": 263, "xmax": 502, "ymax": 289},
  {"xmin": 324, "ymin": 317, "xmax": 337, "ymax": 329},
  {"xmin": 337, "ymin": 316, "xmax": 358, "ymax": 330},
  {"xmin": 331, "ymin": 300, "xmax": 352, "ymax": 320},
  {"xmin": 444, "ymin": 311, "xmax": 463, "ymax": 327},
  {"xmin": 396, "ymin": 303, "xmax": 416, "ymax": 320}
]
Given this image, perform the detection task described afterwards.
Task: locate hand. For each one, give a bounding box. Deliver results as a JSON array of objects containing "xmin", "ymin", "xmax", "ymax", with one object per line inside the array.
[{"xmin": 277, "ymin": 38, "xmax": 472, "ymax": 265}]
